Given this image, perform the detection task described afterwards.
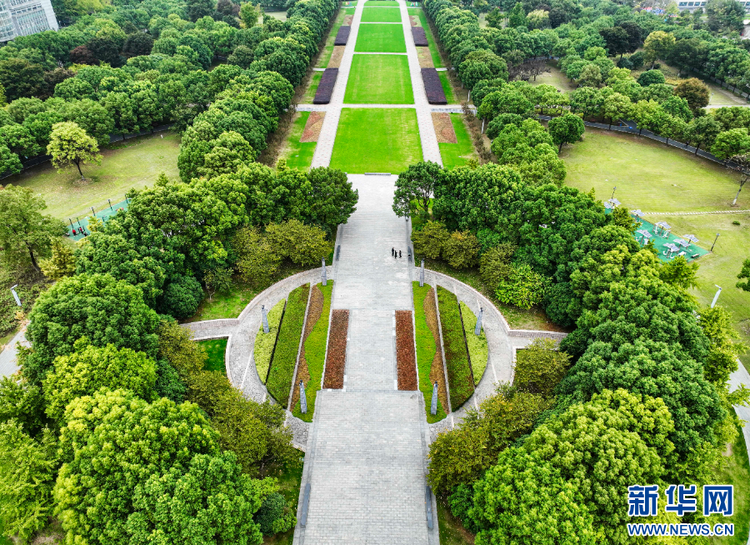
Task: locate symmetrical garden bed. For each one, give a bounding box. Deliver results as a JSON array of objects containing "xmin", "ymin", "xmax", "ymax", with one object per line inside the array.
[
  {"xmin": 314, "ymin": 68, "xmax": 339, "ymax": 104},
  {"xmin": 411, "ymin": 27, "xmax": 428, "ymax": 46},
  {"xmin": 254, "ymin": 299, "xmax": 286, "ymax": 384},
  {"xmin": 266, "ymin": 284, "xmax": 310, "ymax": 407},
  {"xmin": 292, "ymin": 282, "xmax": 334, "ymax": 421},
  {"xmin": 334, "ymin": 25, "xmax": 350, "ymax": 45},
  {"xmin": 413, "ymin": 282, "xmax": 447, "ymax": 422},
  {"xmin": 395, "ymin": 310, "xmax": 417, "ymax": 390},
  {"xmin": 421, "ymin": 68, "xmax": 447, "ymax": 104},
  {"xmin": 459, "ymin": 302, "xmax": 488, "ymax": 385},
  {"xmin": 436, "ymin": 286, "xmax": 474, "ymax": 409},
  {"xmin": 323, "ymin": 309, "xmax": 349, "ymax": 388}
]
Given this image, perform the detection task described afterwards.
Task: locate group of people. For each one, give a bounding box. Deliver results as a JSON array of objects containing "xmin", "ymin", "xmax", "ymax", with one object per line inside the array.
[{"xmin": 391, "ymin": 247, "xmax": 402, "ymax": 258}]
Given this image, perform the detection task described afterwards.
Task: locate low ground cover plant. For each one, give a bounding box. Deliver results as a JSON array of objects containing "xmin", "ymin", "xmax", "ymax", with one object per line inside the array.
[
  {"xmin": 267, "ymin": 284, "xmax": 310, "ymax": 407},
  {"xmin": 413, "ymin": 282, "xmax": 448, "ymax": 421},
  {"xmin": 255, "ymin": 299, "xmax": 286, "ymax": 384},
  {"xmin": 437, "ymin": 286, "xmax": 474, "ymax": 409},
  {"xmin": 199, "ymin": 338, "xmax": 228, "ymax": 374},
  {"xmin": 459, "ymin": 303, "xmax": 488, "ymax": 386}
]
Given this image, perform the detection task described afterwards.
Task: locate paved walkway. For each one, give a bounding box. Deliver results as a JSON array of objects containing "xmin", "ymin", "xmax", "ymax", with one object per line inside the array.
[
  {"xmin": 294, "ymin": 175, "xmax": 438, "ymax": 545},
  {"xmin": 310, "ymin": 0, "xmax": 442, "ymax": 168}
]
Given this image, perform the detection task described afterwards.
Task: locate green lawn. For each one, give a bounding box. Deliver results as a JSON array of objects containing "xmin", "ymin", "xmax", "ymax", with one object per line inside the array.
[
  {"xmin": 439, "ymin": 71, "xmax": 456, "ymax": 103},
  {"xmin": 345, "ymin": 55, "xmax": 413, "ymax": 104},
  {"xmin": 366, "ymin": 1, "xmax": 398, "ymax": 5},
  {"xmin": 262, "ymin": 458, "xmax": 304, "ymax": 545},
  {"xmin": 316, "ymin": 7, "xmax": 356, "ymax": 68},
  {"xmin": 355, "ymin": 24, "xmax": 406, "ymax": 52},
  {"xmin": 439, "ymin": 114, "xmax": 476, "ymax": 169},
  {"xmin": 529, "ymin": 63, "xmax": 577, "ymax": 94},
  {"xmin": 561, "ymin": 128, "xmax": 750, "ymax": 369},
  {"xmin": 460, "ymin": 302, "xmax": 488, "ymax": 385},
  {"xmin": 437, "ymin": 496, "xmax": 475, "ymax": 545},
  {"xmin": 408, "ymin": 7, "xmax": 443, "ymax": 68},
  {"xmin": 255, "ymin": 299, "xmax": 286, "ymax": 384},
  {"xmin": 6, "ymin": 132, "xmax": 180, "ymax": 220},
  {"xmin": 413, "ymin": 282, "xmax": 447, "ymax": 423},
  {"xmin": 437, "ymin": 286, "xmax": 474, "ymax": 410},
  {"xmin": 330, "ymin": 108, "xmax": 422, "ymax": 173},
  {"xmin": 710, "ymin": 417, "xmax": 750, "ymax": 545},
  {"xmin": 302, "ymin": 72, "xmax": 322, "ymax": 103},
  {"xmin": 281, "ymin": 112, "xmax": 316, "ymax": 171},
  {"xmin": 199, "ymin": 338, "xmax": 227, "ymax": 373},
  {"xmin": 361, "ymin": 6, "xmax": 401, "ymax": 21}
]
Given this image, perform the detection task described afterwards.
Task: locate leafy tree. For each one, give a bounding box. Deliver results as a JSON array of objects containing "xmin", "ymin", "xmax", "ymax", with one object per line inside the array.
[
  {"xmin": 659, "ymin": 255, "xmax": 698, "ymax": 290},
  {"xmin": 198, "ymin": 130, "xmax": 256, "ymax": 178},
  {"xmin": 266, "ymin": 219, "xmax": 330, "ymax": 266},
  {"xmin": 486, "ymin": 113, "xmax": 524, "ymax": 139},
  {"xmin": 162, "ymin": 275, "xmax": 204, "ymax": 319},
  {"xmin": 479, "ymin": 243, "xmax": 515, "ymax": 289},
  {"xmin": 687, "ymin": 115, "xmax": 721, "ymax": 153},
  {"xmin": 60, "ymin": 99, "xmax": 115, "ymax": 146},
  {"xmin": 228, "ymin": 44, "xmax": 254, "ymax": 68},
  {"xmin": 602, "ymin": 92, "xmax": 631, "ymax": 128},
  {"xmin": 69, "ymin": 45, "xmax": 99, "ymax": 65},
  {"xmin": 469, "ymin": 448, "xmax": 596, "ymax": 545},
  {"xmin": 442, "ymin": 230, "xmax": 479, "ymax": 269},
  {"xmin": 508, "ymin": 2, "xmax": 526, "ymax": 27},
  {"xmin": 599, "ymin": 26, "xmax": 629, "ymax": 58},
  {"xmin": 187, "ymin": 0, "xmax": 215, "ymax": 21},
  {"xmin": 478, "ymin": 88, "xmax": 534, "ymax": 121},
  {"xmin": 53, "ymin": 389, "xmax": 265, "ymax": 545},
  {"xmin": 0, "ymin": 59, "xmax": 45, "ymax": 100},
  {"xmin": 712, "ymin": 128, "xmax": 750, "ymax": 160},
  {"xmin": 0, "ymin": 144, "xmax": 21, "ymax": 176},
  {"xmin": 459, "ymin": 50, "xmax": 508, "ymax": 92},
  {"xmin": 577, "ymin": 64, "xmax": 602, "ymax": 88},
  {"xmin": 233, "ymin": 226, "xmax": 281, "ymax": 288},
  {"xmin": 122, "ymin": 32, "xmax": 154, "ymax": 57},
  {"xmin": 0, "ymin": 124, "xmax": 40, "ymax": 157},
  {"xmin": 7, "ymin": 97, "xmax": 46, "ymax": 124},
  {"xmin": 637, "ymin": 68, "xmax": 666, "ymax": 86},
  {"xmin": 47, "ymin": 121, "xmax": 102, "ymax": 180},
  {"xmin": 204, "ymin": 267, "xmax": 233, "ymax": 301},
  {"xmin": 87, "ymin": 35, "xmax": 123, "ymax": 66},
  {"xmin": 412, "ymin": 220, "xmax": 449, "ymax": 260},
  {"xmin": 495, "ymin": 263, "xmax": 548, "ymax": 309},
  {"xmin": 0, "ymin": 421, "xmax": 58, "ymax": 543},
  {"xmin": 0, "ymin": 185, "xmax": 66, "ymax": 273},
  {"xmin": 548, "ymin": 113, "xmax": 585, "ymax": 152},
  {"xmin": 299, "ymin": 167, "xmax": 358, "ymax": 236},
  {"xmin": 43, "ymin": 340, "xmax": 157, "ymax": 423},
  {"xmin": 668, "ymin": 40, "xmax": 705, "ymax": 77},
  {"xmin": 643, "ymin": 31, "xmax": 676, "ymax": 68},
  {"xmin": 154, "ymin": 358, "xmax": 187, "ymax": 403},
  {"xmin": 393, "ymin": 161, "xmax": 443, "ymax": 220},
  {"xmin": 40, "ymin": 238, "xmax": 76, "ymax": 280},
  {"xmin": 240, "ymin": 2, "xmax": 261, "ymax": 28},
  {"xmin": 699, "ymin": 305, "xmax": 748, "ymax": 386},
  {"xmin": 24, "ymin": 110, "xmax": 65, "ymax": 150},
  {"xmin": 24, "ymin": 273, "xmax": 160, "ymax": 385},
  {"xmin": 514, "ymin": 337, "xmax": 570, "ymax": 396}
]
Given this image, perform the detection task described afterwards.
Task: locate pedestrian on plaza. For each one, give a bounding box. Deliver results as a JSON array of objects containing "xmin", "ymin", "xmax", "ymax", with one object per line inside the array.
[{"xmin": 399, "ymin": 250, "xmax": 402, "ymax": 258}]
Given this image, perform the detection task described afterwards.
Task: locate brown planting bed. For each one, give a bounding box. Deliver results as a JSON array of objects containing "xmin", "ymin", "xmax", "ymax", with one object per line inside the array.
[
  {"xmin": 323, "ymin": 309, "xmax": 349, "ymax": 388},
  {"xmin": 421, "ymin": 68, "xmax": 447, "ymax": 104},
  {"xmin": 412, "ymin": 27, "xmax": 428, "ymax": 46},
  {"xmin": 396, "ymin": 310, "xmax": 417, "ymax": 390},
  {"xmin": 313, "ymin": 68, "xmax": 338, "ymax": 104},
  {"xmin": 334, "ymin": 25, "xmax": 350, "ymax": 46}
]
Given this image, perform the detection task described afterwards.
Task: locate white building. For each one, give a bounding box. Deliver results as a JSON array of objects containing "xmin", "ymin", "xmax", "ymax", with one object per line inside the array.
[
  {"xmin": 677, "ymin": 0, "xmax": 750, "ymax": 10},
  {"xmin": 0, "ymin": 0, "xmax": 58, "ymax": 42}
]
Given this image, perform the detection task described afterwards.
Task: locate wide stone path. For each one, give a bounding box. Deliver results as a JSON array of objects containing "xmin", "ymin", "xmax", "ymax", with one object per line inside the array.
[{"xmin": 294, "ymin": 175, "xmax": 437, "ymax": 545}]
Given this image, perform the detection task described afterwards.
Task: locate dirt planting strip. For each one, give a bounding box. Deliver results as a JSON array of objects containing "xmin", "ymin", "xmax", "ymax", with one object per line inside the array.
[
  {"xmin": 328, "ymin": 45, "xmax": 345, "ymax": 68},
  {"xmin": 323, "ymin": 309, "xmax": 349, "ymax": 389},
  {"xmin": 417, "ymin": 46, "xmax": 433, "ymax": 68},
  {"xmin": 396, "ymin": 310, "xmax": 418, "ymax": 390},
  {"xmin": 301, "ymin": 111, "xmax": 325, "ymax": 142},
  {"xmin": 432, "ymin": 112, "xmax": 457, "ymax": 143},
  {"xmin": 424, "ymin": 288, "xmax": 449, "ymax": 413},
  {"xmin": 410, "ymin": 15, "xmax": 419, "ymax": 26},
  {"xmin": 291, "ymin": 285, "xmax": 324, "ymax": 407},
  {"xmin": 344, "ymin": 14, "xmax": 353, "ymax": 25}
]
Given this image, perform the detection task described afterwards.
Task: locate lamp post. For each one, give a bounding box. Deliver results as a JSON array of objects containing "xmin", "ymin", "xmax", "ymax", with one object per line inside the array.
[
  {"xmin": 10, "ymin": 285, "xmax": 21, "ymax": 307},
  {"xmin": 611, "ymin": 186, "xmax": 617, "ymax": 200},
  {"xmin": 711, "ymin": 232, "xmax": 720, "ymax": 252},
  {"xmin": 710, "ymin": 285, "xmax": 722, "ymax": 308}
]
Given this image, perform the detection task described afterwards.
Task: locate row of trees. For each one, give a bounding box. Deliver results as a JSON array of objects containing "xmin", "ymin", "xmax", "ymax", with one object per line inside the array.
[{"xmin": 394, "ymin": 159, "xmax": 746, "ymax": 544}]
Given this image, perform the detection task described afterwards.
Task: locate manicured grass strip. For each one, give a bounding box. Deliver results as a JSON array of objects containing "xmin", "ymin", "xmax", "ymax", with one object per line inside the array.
[
  {"xmin": 437, "ymin": 286, "xmax": 474, "ymax": 410},
  {"xmin": 330, "ymin": 108, "xmax": 422, "ymax": 173},
  {"xmin": 200, "ymin": 338, "xmax": 228, "ymax": 373},
  {"xmin": 267, "ymin": 284, "xmax": 310, "ymax": 407},
  {"xmin": 314, "ymin": 68, "xmax": 338, "ymax": 104},
  {"xmin": 293, "ymin": 282, "xmax": 334, "ymax": 422},
  {"xmin": 323, "ymin": 309, "xmax": 349, "ymax": 388},
  {"xmin": 413, "ymin": 282, "xmax": 447, "ymax": 422},
  {"xmin": 439, "ymin": 114, "xmax": 476, "ymax": 169},
  {"xmin": 355, "ymin": 24, "xmax": 406, "ymax": 52},
  {"xmin": 302, "ymin": 72, "xmax": 322, "ymax": 103},
  {"xmin": 254, "ymin": 298, "xmax": 285, "ymax": 384},
  {"xmin": 408, "ymin": 8, "xmax": 443, "ymax": 67},
  {"xmin": 438, "ymin": 71, "xmax": 455, "ymax": 103},
  {"xmin": 396, "ymin": 310, "xmax": 417, "ymax": 390},
  {"xmin": 362, "ymin": 6, "xmax": 402, "ymax": 21},
  {"xmin": 412, "ymin": 27, "xmax": 428, "ymax": 46},
  {"xmin": 283, "ymin": 112, "xmax": 316, "ymax": 171},
  {"xmin": 344, "ymin": 55, "xmax": 413, "ymax": 104},
  {"xmin": 422, "ymin": 68, "xmax": 446, "ymax": 104},
  {"xmin": 459, "ymin": 302, "xmax": 488, "ymax": 386},
  {"xmin": 367, "ymin": 0, "xmax": 398, "ymax": 4}
]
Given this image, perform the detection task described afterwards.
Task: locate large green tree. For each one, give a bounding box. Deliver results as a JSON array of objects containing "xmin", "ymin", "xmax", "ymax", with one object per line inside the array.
[
  {"xmin": 548, "ymin": 113, "xmax": 585, "ymax": 152},
  {"xmin": 47, "ymin": 121, "xmax": 102, "ymax": 180},
  {"xmin": 393, "ymin": 161, "xmax": 444, "ymax": 220},
  {"xmin": 0, "ymin": 185, "xmax": 66, "ymax": 273}
]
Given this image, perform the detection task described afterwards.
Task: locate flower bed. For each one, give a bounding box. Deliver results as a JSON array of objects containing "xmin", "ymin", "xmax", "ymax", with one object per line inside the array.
[
  {"xmin": 254, "ymin": 299, "xmax": 286, "ymax": 384},
  {"xmin": 334, "ymin": 25, "xmax": 350, "ymax": 45},
  {"xmin": 459, "ymin": 302, "xmax": 488, "ymax": 385},
  {"xmin": 421, "ymin": 68, "xmax": 447, "ymax": 105},
  {"xmin": 266, "ymin": 284, "xmax": 310, "ymax": 407},
  {"xmin": 413, "ymin": 282, "xmax": 447, "ymax": 422},
  {"xmin": 411, "ymin": 27, "xmax": 428, "ymax": 46},
  {"xmin": 293, "ymin": 282, "xmax": 334, "ymax": 421},
  {"xmin": 323, "ymin": 309, "xmax": 349, "ymax": 389},
  {"xmin": 396, "ymin": 310, "xmax": 417, "ymax": 390},
  {"xmin": 313, "ymin": 68, "xmax": 339, "ymax": 104},
  {"xmin": 436, "ymin": 286, "xmax": 474, "ymax": 409}
]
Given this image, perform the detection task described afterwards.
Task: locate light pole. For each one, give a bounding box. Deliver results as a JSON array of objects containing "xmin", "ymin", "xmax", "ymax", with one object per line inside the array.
[
  {"xmin": 611, "ymin": 186, "xmax": 617, "ymax": 200},
  {"xmin": 711, "ymin": 232, "xmax": 720, "ymax": 252},
  {"xmin": 711, "ymin": 285, "xmax": 722, "ymax": 308},
  {"xmin": 10, "ymin": 285, "xmax": 21, "ymax": 307}
]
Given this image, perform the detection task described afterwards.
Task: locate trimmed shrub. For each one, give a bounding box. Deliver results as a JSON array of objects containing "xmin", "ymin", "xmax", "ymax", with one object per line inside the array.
[
  {"xmin": 494, "ymin": 264, "xmax": 548, "ymax": 310},
  {"xmin": 266, "ymin": 219, "xmax": 330, "ymax": 266},
  {"xmin": 412, "ymin": 220, "xmax": 449, "ymax": 260},
  {"xmin": 460, "ymin": 303, "xmax": 488, "ymax": 385},
  {"xmin": 413, "ymin": 282, "xmax": 447, "ymax": 422},
  {"xmin": 442, "ymin": 231, "xmax": 479, "ymax": 269},
  {"xmin": 254, "ymin": 299, "xmax": 286, "ymax": 384},
  {"xmin": 412, "ymin": 27, "xmax": 428, "ymax": 46},
  {"xmin": 437, "ymin": 287, "xmax": 474, "ymax": 409},
  {"xmin": 313, "ymin": 68, "xmax": 338, "ymax": 104},
  {"xmin": 266, "ymin": 284, "xmax": 310, "ymax": 407},
  {"xmin": 422, "ymin": 68, "xmax": 447, "ymax": 105},
  {"xmin": 162, "ymin": 275, "xmax": 204, "ymax": 319},
  {"xmin": 479, "ymin": 243, "xmax": 516, "ymax": 290}
]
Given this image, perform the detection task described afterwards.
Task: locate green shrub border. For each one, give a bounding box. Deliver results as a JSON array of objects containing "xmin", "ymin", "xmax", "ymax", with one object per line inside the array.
[
  {"xmin": 413, "ymin": 282, "xmax": 447, "ymax": 423},
  {"xmin": 459, "ymin": 302, "xmax": 488, "ymax": 386},
  {"xmin": 267, "ymin": 284, "xmax": 310, "ymax": 407},
  {"xmin": 436, "ymin": 286, "xmax": 474, "ymax": 410},
  {"xmin": 254, "ymin": 299, "xmax": 286, "ymax": 384}
]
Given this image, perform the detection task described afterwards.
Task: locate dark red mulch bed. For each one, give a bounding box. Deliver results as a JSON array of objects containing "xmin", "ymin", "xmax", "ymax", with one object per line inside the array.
[
  {"xmin": 396, "ymin": 310, "xmax": 417, "ymax": 391},
  {"xmin": 421, "ymin": 68, "xmax": 447, "ymax": 105},
  {"xmin": 313, "ymin": 68, "xmax": 338, "ymax": 104},
  {"xmin": 334, "ymin": 25, "xmax": 350, "ymax": 46},
  {"xmin": 411, "ymin": 27, "xmax": 428, "ymax": 46},
  {"xmin": 323, "ymin": 309, "xmax": 349, "ymax": 389}
]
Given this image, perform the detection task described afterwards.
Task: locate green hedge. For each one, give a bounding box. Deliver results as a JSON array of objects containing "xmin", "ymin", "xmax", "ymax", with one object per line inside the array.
[
  {"xmin": 199, "ymin": 338, "xmax": 228, "ymax": 373},
  {"xmin": 413, "ymin": 282, "xmax": 446, "ymax": 423},
  {"xmin": 460, "ymin": 302, "xmax": 488, "ymax": 386},
  {"xmin": 255, "ymin": 299, "xmax": 286, "ymax": 384},
  {"xmin": 437, "ymin": 286, "xmax": 474, "ymax": 409},
  {"xmin": 267, "ymin": 284, "xmax": 310, "ymax": 407},
  {"xmin": 293, "ymin": 281, "xmax": 334, "ymax": 422}
]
